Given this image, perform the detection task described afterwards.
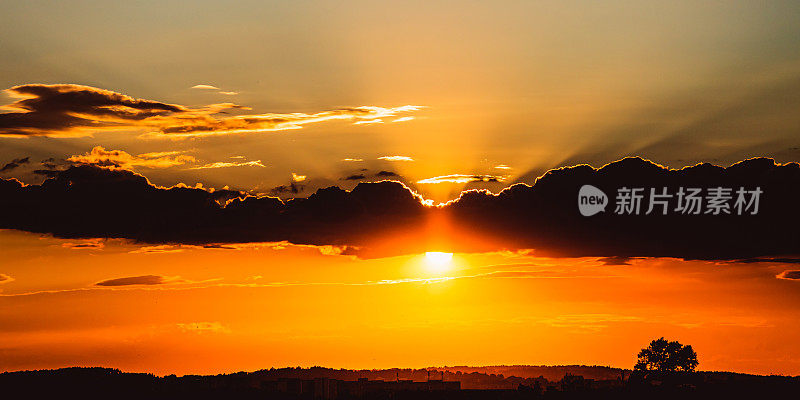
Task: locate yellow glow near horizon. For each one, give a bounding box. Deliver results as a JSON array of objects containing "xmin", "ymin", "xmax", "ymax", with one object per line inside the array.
[{"xmin": 424, "ymin": 251, "xmax": 453, "ymax": 273}]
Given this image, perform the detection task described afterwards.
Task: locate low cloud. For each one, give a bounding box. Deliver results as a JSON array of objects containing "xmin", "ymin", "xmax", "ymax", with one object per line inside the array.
[
  {"xmin": 731, "ymin": 257, "xmax": 800, "ymax": 264},
  {"xmin": 537, "ymin": 314, "xmax": 643, "ymax": 332},
  {"xmin": 177, "ymin": 321, "xmax": 231, "ymax": 334},
  {"xmin": 192, "ymin": 84, "xmax": 238, "ymax": 96},
  {"xmin": 68, "ymin": 146, "xmax": 195, "ymax": 169},
  {"xmin": 61, "ymin": 239, "xmax": 105, "ymax": 250},
  {"xmin": 342, "ymin": 158, "xmax": 364, "ymax": 162},
  {"xmin": 95, "ymin": 275, "xmax": 179, "ymax": 286},
  {"xmin": 188, "ymin": 160, "xmax": 266, "ymax": 170},
  {"xmin": 32, "ymin": 169, "xmax": 60, "ymax": 178},
  {"xmin": 375, "ymin": 170, "xmax": 399, "ymax": 177},
  {"xmin": 343, "ymin": 174, "xmax": 366, "ymax": 181},
  {"xmin": 291, "ymin": 173, "xmax": 306, "ymax": 182},
  {"xmin": 353, "ymin": 119, "xmax": 383, "ymax": 125},
  {"xmin": 596, "ymin": 256, "xmax": 639, "ymax": 266},
  {"xmin": 0, "ymin": 84, "xmax": 422, "ymax": 138},
  {"xmin": 271, "ymin": 181, "xmax": 304, "ymax": 195},
  {"xmin": 417, "ymin": 174, "xmax": 506, "ymax": 184},
  {"xmin": 378, "ymin": 156, "xmax": 414, "ymax": 162},
  {"xmin": 777, "ymin": 270, "xmax": 800, "ymax": 280},
  {"xmin": 130, "ymin": 245, "xmax": 189, "ymax": 254},
  {"xmin": 1, "ymin": 157, "xmax": 30, "ymax": 173},
  {"xmin": 0, "ymin": 273, "xmax": 13, "ymax": 284}
]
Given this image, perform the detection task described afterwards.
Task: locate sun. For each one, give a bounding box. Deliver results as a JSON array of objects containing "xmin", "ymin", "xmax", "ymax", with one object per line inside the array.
[{"xmin": 424, "ymin": 252, "xmax": 453, "ymax": 273}]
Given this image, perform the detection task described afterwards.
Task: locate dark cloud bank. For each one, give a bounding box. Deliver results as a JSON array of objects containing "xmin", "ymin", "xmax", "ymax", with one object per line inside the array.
[{"xmin": 1, "ymin": 157, "xmax": 799, "ymax": 259}]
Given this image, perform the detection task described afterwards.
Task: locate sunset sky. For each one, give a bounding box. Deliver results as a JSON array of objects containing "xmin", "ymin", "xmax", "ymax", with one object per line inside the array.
[{"xmin": 2, "ymin": 1, "xmax": 800, "ymax": 376}]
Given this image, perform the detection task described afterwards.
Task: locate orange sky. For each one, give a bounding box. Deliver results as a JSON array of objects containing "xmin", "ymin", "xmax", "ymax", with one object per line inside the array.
[
  {"xmin": 2, "ymin": 229, "xmax": 799, "ymax": 376},
  {"xmin": 1, "ymin": 1, "xmax": 800, "ymax": 377}
]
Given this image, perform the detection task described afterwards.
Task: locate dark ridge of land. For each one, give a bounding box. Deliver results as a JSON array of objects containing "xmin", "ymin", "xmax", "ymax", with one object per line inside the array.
[
  {"xmin": 2, "ymin": 365, "xmax": 799, "ymax": 399},
  {"xmin": 428, "ymin": 365, "xmax": 628, "ymax": 382}
]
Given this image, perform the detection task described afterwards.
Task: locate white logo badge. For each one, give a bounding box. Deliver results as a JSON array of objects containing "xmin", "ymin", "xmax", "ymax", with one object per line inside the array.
[{"xmin": 578, "ymin": 185, "xmax": 607, "ymax": 216}]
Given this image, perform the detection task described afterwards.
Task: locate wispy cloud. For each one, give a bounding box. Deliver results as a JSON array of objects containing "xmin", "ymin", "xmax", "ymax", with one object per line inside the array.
[
  {"xmin": 0, "ymin": 84, "xmax": 422, "ymax": 139},
  {"xmin": 187, "ymin": 160, "xmax": 266, "ymax": 170},
  {"xmin": 142, "ymin": 104, "xmax": 421, "ymax": 139},
  {"xmin": 494, "ymin": 164, "xmax": 512, "ymax": 170},
  {"xmin": 95, "ymin": 275, "xmax": 182, "ymax": 286},
  {"xmin": 176, "ymin": 322, "xmax": 231, "ymax": 334},
  {"xmin": 271, "ymin": 182, "xmax": 304, "ymax": 196},
  {"xmin": 129, "ymin": 245, "xmax": 188, "ymax": 254},
  {"xmin": 353, "ymin": 119, "xmax": 383, "ymax": 125},
  {"xmin": 0, "ymin": 262, "xmax": 618, "ymax": 298},
  {"xmin": 291, "ymin": 172, "xmax": 307, "ymax": 182},
  {"xmin": 68, "ymin": 146, "xmax": 195, "ymax": 169},
  {"xmin": 537, "ymin": 314, "xmax": 643, "ymax": 331},
  {"xmin": 378, "ymin": 155, "xmax": 414, "ymax": 162},
  {"xmin": 342, "ymin": 158, "xmax": 364, "ymax": 162},
  {"xmin": 0, "ymin": 273, "xmax": 13, "ymax": 284},
  {"xmin": 392, "ymin": 116, "xmax": 414, "ymax": 123},
  {"xmin": 417, "ymin": 174, "xmax": 506, "ymax": 184},
  {"xmin": 61, "ymin": 239, "xmax": 105, "ymax": 250},
  {"xmin": 1, "ymin": 157, "xmax": 30, "ymax": 172},
  {"xmin": 596, "ymin": 256, "xmax": 640, "ymax": 266},
  {"xmin": 192, "ymin": 85, "xmax": 238, "ymax": 96}
]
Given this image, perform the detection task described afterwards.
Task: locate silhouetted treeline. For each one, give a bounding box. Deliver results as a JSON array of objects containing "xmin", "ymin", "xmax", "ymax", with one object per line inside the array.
[
  {"xmin": 2, "ymin": 366, "xmax": 799, "ymax": 399},
  {"xmin": 431, "ymin": 365, "xmax": 626, "ymax": 384}
]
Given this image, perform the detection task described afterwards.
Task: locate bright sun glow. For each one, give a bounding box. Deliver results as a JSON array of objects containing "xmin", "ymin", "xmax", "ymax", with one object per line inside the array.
[{"xmin": 424, "ymin": 251, "xmax": 453, "ymax": 273}]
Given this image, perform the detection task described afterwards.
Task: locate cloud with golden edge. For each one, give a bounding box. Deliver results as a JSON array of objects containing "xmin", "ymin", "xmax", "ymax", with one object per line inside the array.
[
  {"xmin": 188, "ymin": 160, "xmax": 266, "ymax": 170},
  {"xmin": 417, "ymin": 174, "xmax": 507, "ymax": 184},
  {"xmin": 190, "ymin": 84, "xmax": 220, "ymax": 90},
  {"xmin": 4, "ymin": 157, "xmax": 795, "ymax": 261},
  {"xmin": 378, "ymin": 155, "xmax": 414, "ymax": 162},
  {"xmin": 0, "ymin": 273, "xmax": 14, "ymax": 284},
  {"xmin": 291, "ymin": 172, "xmax": 307, "ymax": 182},
  {"xmin": 777, "ymin": 270, "xmax": 800, "ymax": 280},
  {"xmin": 0, "ymin": 84, "xmax": 422, "ymax": 138},
  {"xmin": 353, "ymin": 119, "xmax": 384, "ymax": 125},
  {"xmin": 67, "ymin": 146, "xmax": 196, "ymax": 169}
]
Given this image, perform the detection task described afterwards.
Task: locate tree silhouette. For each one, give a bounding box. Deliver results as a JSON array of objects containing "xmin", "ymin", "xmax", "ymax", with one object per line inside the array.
[{"xmin": 634, "ymin": 337, "xmax": 698, "ymax": 372}]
